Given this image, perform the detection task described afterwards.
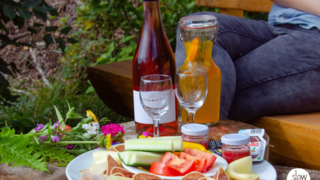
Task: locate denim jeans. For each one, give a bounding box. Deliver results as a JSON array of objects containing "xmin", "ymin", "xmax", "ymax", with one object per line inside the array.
[{"xmin": 175, "ymin": 12, "xmax": 320, "ymax": 122}]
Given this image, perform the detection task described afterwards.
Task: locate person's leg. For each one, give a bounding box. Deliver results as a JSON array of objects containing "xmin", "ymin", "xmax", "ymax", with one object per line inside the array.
[
  {"xmin": 175, "ymin": 12, "xmax": 275, "ymax": 119},
  {"xmin": 228, "ymin": 26, "xmax": 320, "ymax": 122}
]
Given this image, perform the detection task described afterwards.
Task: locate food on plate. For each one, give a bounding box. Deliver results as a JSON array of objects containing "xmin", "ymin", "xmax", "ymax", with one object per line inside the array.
[
  {"xmin": 226, "ymin": 156, "xmax": 259, "ymax": 180},
  {"xmin": 79, "ymin": 169, "xmax": 107, "ymax": 180},
  {"xmin": 213, "ymin": 166, "xmax": 229, "ymax": 180},
  {"xmin": 133, "ymin": 172, "xmax": 163, "ymax": 180},
  {"xmin": 184, "ymin": 148, "xmax": 217, "ymax": 170},
  {"xmin": 180, "ymin": 171, "xmax": 206, "ymax": 180},
  {"xmin": 199, "ymin": 177, "xmax": 215, "ymax": 180},
  {"xmin": 93, "ymin": 150, "xmax": 122, "ymax": 165},
  {"xmin": 183, "ymin": 142, "xmax": 206, "ymax": 151},
  {"xmin": 106, "ymin": 175, "xmax": 132, "ymax": 180},
  {"xmin": 125, "ymin": 136, "xmax": 183, "ymax": 152},
  {"xmin": 106, "ymin": 155, "xmax": 122, "ymax": 175},
  {"xmin": 110, "ymin": 144, "xmax": 126, "ymax": 152},
  {"xmin": 88, "ymin": 162, "xmax": 108, "ymax": 175},
  {"xmin": 112, "ymin": 173, "xmax": 124, "ymax": 177},
  {"xmin": 118, "ymin": 151, "xmax": 163, "ymax": 166},
  {"xmin": 149, "ymin": 162, "xmax": 182, "ymax": 176},
  {"xmin": 111, "ymin": 167, "xmax": 135, "ymax": 178},
  {"xmin": 161, "ymin": 152, "xmax": 195, "ymax": 175},
  {"xmin": 179, "ymin": 152, "xmax": 207, "ymax": 173}
]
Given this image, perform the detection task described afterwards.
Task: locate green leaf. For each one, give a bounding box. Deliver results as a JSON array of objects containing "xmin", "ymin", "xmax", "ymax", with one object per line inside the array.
[
  {"xmin": 92, "ymin": 0, "xmax": 101, "ymax": 7},
  {"xmin": 49, "ymin": 8, "xmax": 59, "ymax": 16},
  {"xmin": 35, "ymin": 6, "xmax": 52, "ymax": 13},
  {"xmin": 27, "ymin": 27, "xmax": 37, "ymax": 36},
  {"xmin": 55, "ymin": 37, "xmax": 65, "ymax": 52},
  {"xmin": 33, "ymin": 135, "xmax": 40, "ymax": 145},
  {"xmin": 18, "ymin": 9, "xmax": 32, "ymax": 19},
  {"xmin": 122, "ymin": 36, "xmax": 135, "ymax": 43},
  {"xmin": 45, "ymin": 26, "xmax": 58, "ymax": 32},
  {"xmin": 48, "ymin": 119, "xmax": 52, "ymax": 138},
  {"xmin": 33, "ymin": 10, "xmax": 47, "ymax": 22},
  {"xmin": 67, "ymin": 38, "xmax": 78, "ymax": 44},
  {"xmin": 66, "ymin": 100, "xmax": 71, "ymax": 111},
  {"xmin": 2, "ymin": 6, "xmax": 16, "ymax": 20},
  {"xmin": 33, "ymin": 23, "xmax": 43, "ymax": 27},
  {"xmin": 22, "ymin": 0, "xmax": 42, "ymax": 7},
  {"xmin": 60, "ymin": 26, "xmax": 72, "ymax": 35},
  {"xmin": 85, "ymin": 86, "xmax": 95, "ymax": 94},
  {"xmin": 43, "ymin": 34, "xmax": 53, "ymax": 49},
  {"xmin": 54, "ymin": 106, "xmax": 63, "ymax": 122},
  {"xmin": 0, "ymin": 20, "xmax": 8, "ymax": 32}
]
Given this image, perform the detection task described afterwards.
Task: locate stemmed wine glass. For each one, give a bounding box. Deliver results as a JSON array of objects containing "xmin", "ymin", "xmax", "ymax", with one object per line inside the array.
[
  {"xmin": 175, "ymin": 69, "xmax": 208, "ymax": 124},
  {"xmin": 139, "ymin": 74, "xmax": 173, "ymax": 137}
]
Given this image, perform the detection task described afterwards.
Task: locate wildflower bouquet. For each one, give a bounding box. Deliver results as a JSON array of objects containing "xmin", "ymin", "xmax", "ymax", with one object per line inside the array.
[{"xmin": 0, "ymin": 102, "xmax": 125, "ymax": 173}]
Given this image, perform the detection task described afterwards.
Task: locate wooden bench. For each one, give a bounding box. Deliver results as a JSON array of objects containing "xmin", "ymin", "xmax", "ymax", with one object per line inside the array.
[{"xmin": 87, "ymin": 0, "xmax": 320, "ymax": 170}]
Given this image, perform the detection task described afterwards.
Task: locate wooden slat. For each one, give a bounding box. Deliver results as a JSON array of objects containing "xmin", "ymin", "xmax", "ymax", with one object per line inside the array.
[
  {"xmin": 220, "ymin": 8, "xmax": 244, "ymax": 17},
  {"xmin": 250, "ymin": 112, "xmax": 320, "ymax": 170},
  {"xmin": 196, "ymin": 0, "xmax": 273, "ymax": 13},
  {"xmin": 87, "ymin": 60, "xmax": 134, "ymax": 118}
]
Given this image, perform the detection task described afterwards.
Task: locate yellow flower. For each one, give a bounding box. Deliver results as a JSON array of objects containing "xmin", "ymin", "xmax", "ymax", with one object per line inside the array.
[
  {"xmin": 106, "ymin": 134, "xmax": 112, "ymax": 150},
  {"xmin": 86, "ymin": 110, "xmax": 98, "ymax": 123}
]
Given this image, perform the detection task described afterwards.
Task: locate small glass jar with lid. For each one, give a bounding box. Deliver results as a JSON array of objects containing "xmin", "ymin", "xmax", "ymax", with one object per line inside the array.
[
  {"xmin": 181, "ymin": 123, "xmax": 209, "ymax": 149},
  {"xmin": 221, "ymin": 134, "xmax": 250, "ymax": 164}
]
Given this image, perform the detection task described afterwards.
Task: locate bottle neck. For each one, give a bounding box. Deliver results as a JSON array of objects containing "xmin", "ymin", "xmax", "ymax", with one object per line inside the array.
[{"xmin": 142, "ymin": 0, "xmax": 163, "ymax": 31}]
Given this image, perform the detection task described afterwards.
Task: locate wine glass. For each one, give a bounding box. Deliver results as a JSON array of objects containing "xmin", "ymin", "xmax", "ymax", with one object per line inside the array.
[
  {"xmin": 175, "ymin": 69, "xmax": 208, "ymax": 124},
  {"xmin": 139, "ymin": 74, "xmax": 173, "ymax": 137}
]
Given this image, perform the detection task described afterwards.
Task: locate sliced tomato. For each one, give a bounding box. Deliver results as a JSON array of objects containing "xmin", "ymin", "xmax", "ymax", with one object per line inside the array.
[
  {"xmin": 161, "ymin": 152, "xmax": 195, "ymax": 175},
  {"xmin": 149, "ymin": 162, "xmax": 182, "ymax": 176},
  {"xmin": 184, "ymin": 148, "xmax": 217, "ymax": 170},
  {"xmin": 179, "ymin": 152, "xmax": 207, "ymax": 173}
]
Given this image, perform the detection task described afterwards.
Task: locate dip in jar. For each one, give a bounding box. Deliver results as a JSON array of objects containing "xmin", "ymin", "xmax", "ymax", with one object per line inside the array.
[
  {"xmin": 221, "ymin": 134, "xmax": 250, "ymax": 164},
  {"xmin": 181, "ymin": 123, "xmax": 209, "ymax": 149}
]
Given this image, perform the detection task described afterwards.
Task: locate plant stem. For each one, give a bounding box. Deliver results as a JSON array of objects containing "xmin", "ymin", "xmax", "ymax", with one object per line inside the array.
[{"xmin": 42, "ymin": 141, "xmax": 98, "ymax": 144}]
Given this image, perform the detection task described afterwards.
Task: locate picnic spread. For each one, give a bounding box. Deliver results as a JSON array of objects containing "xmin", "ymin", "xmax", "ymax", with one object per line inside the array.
[{"xmin": 1, "ymin": 120, "xmax": 320, "ymax": 180}]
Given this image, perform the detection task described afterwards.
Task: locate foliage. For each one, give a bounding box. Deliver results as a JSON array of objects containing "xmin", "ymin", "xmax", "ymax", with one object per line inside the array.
[
  {"xmin": 0, "ymin": 0, "xmax": 77, "ymax": 106},
  {"xmin": 0, "ymin": 127, "xmax": 49, "ymax": 172},
  {"xmin": 0, "ymin": 102, "xmax": 126, "ymax": 172}
]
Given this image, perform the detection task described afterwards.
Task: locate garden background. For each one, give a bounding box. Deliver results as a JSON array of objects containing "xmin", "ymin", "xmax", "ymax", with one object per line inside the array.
[{"xmin": 0, "ymin": 0, "xmax": 267, "ymax": 134}]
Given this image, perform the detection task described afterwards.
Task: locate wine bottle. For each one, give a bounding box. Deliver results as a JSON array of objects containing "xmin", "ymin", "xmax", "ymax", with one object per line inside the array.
[{"xmin": 132, "ymin": 0, "xmax": 178, "ymax": 136}]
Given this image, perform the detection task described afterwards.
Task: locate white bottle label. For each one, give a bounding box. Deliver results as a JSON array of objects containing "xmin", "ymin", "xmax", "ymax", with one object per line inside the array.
[{"xmin": 133, "ymin": 90, "xmax": 176, "ymax": 124}]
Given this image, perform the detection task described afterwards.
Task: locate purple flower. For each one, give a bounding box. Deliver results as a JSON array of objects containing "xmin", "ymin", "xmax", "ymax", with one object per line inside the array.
[
  {"xmin": 34, "ymin": 124, "xmax": 44, "ymax": 133},
  {"xmin": 51, "ymin": 135, "xmax": 60, "ymax": 143},
  {"xmin": 65, "ymin": 144, "xmax": 73, "ymax": 150},
  {"xmin": 38, "ymin": 135, "xmax": 47, "ymax": 143},
  {"xmin": 53, "ymin": 121, "xmax": 60, "ymax": 129}
]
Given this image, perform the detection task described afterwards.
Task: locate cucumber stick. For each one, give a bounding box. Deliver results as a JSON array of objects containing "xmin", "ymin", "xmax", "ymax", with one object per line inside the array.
[
  {"xmin": 119, "ymin": 151, "xmax": 163, "ymax": 166},
  {"xmin": 125, "ymin": 136, "xmax": 183, "ymax": 152}
]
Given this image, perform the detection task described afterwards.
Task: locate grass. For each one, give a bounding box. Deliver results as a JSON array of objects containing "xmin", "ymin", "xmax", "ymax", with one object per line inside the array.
[{"xmin": 0, "ymin": 77, "xmax": 133, "ymax": 134}]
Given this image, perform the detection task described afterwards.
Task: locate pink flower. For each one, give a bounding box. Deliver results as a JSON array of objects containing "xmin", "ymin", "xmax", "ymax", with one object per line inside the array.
[
  {"xmin": 101, "ymin": 124, "xmax": 125, "ymax": 136},
  {"xmin": 142, "ymin": 131, "xmax": 149, "ymax": 137},
  {"xmin": 34, "ymin": 124, "xmax": 44, "ymax": 133},
  {"xmin": 65, "ymin": 144, "xmax": 73, "ymax": 150}
]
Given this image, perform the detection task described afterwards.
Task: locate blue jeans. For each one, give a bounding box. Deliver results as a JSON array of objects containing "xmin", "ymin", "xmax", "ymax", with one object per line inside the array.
[{"xmin": 175, "ymin": 12, "xmax": 320, "ymax": 122}]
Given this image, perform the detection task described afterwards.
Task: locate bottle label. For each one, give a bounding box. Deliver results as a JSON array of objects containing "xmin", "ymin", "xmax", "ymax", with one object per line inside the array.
[
  {"xmin": 133, "ymin": 90, "xmax": 176, "ymax": 124},
  {"xmin": 238, "ymin": 129, "xmax": 266, "ymax": 161}
]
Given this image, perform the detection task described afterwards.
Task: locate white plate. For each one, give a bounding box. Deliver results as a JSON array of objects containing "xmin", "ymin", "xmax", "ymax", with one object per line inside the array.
[
  {"xmin": 121, "ymin": 153, "xmax": 228, "ymax": 180},
  {"xmin": 66, "ymin": 148, "xmax": 277, "ymax": 180}
]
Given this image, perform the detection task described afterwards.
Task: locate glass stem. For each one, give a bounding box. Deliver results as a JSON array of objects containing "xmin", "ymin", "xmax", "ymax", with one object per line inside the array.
[
  {"xmin": 153, "ymin": 118, "xmax": 160, "ymax": 137},
  {"xmin": 188, "ymin": 111, "xmax": 196, "ymax": 123}
]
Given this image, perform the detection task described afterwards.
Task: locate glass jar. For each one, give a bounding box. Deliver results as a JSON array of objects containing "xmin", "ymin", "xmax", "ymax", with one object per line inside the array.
[
  {"xmin": 179, "ymin": 15, "xmax": 221, "ymax": 126},
  {"xmin": 221, "ymin": 134, "xmax": 250, "ymax": 164},
  {"xmin": 181, "ymin": 123, "xmax": 209, "ymax": 149}
]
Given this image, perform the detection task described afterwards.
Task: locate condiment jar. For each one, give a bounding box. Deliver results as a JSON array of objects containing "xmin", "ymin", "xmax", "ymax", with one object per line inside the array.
[
  {"xmin": 221, "ymin": 134, "xmax": 250, "ymax": 164},
  {"xmin": 181, "ymin": 123, "xmax": 209, "ymax": 149}
]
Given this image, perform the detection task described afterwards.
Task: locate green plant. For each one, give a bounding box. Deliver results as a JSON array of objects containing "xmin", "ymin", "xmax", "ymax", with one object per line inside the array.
[{"xmin": 0, "ymin": 0, "xmax": 77, "ymax": 106}]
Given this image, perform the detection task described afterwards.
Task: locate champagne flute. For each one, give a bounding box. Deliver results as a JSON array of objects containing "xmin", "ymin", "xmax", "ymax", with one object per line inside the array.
[
  {"xmin": 139, "ymin": 74, "xmax": 173, "ymax": 137},
  {"xmin": 175, "ymin": 69, "xmax": 208, "ymax": 124}
]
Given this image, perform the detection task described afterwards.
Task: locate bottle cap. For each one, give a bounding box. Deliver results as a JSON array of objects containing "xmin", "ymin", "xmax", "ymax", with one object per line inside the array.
[
  {"xmin": 221, "ymin": 134, "xmax": 250, "ymax": 145},
  {"xmin": 181, "ymin": 123, "xmax": 209, "ymax": 136}
]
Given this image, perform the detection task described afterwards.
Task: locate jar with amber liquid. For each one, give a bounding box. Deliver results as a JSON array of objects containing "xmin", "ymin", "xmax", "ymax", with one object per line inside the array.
[{"xmin": 179, "ymin": 15, "xmax": 221, "ymax": 126}]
